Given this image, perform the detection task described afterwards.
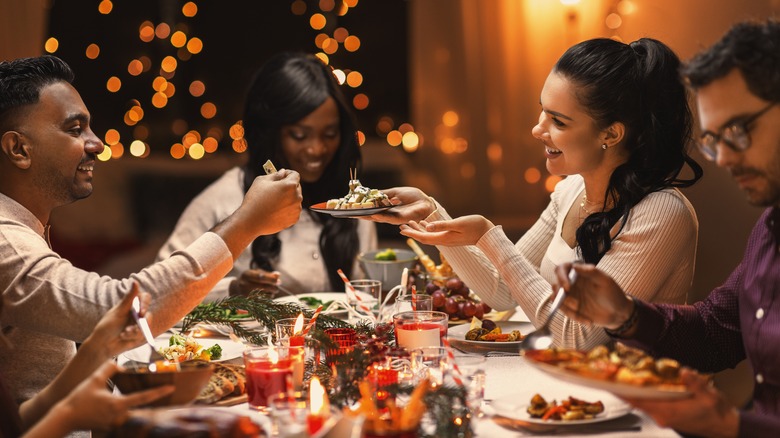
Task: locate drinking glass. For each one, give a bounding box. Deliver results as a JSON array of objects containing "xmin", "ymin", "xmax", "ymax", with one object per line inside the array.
[
  {"xmin": 394, "ymin": 294, "xmax": 433, "ymax": 313},
  {"xmin": 453, "ymin": 354, "xmax": 487, "ymax": 416},
  {"xmin": 268, "ymin": 391, "xmax": 309, "ymax": 438},
  {"xmin": 410, "ymin": 346, "xmax": 452, "ymax": 386},
  {"xmin": 347, "ymin": 279, "xmax": 381, "ymax": 322}
]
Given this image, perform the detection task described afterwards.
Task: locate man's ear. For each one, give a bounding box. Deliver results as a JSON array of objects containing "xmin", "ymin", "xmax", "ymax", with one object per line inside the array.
[
  {"xmin": 601, "ymin": 122, "xmax": 626, "ymax": 148},
  {"xmin": 0, "ymin": 131, "xmax": 32, "ymax": 169}
]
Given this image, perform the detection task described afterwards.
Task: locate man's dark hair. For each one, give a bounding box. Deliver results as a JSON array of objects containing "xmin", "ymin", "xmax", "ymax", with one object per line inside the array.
[
  {"xmin": 682, "ymin": 19, "xmax": 780, "ymax": 101},
  {"xmin": 0, "ymin": 55, "xmax": 75, "ymax": 131}
]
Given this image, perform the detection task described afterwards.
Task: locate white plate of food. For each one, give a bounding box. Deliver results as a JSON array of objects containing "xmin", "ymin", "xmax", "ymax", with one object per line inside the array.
[
  {"xmin": 523, "ymin": 348, "xmax": 691, "ymax": 400},
  {"xmin": 310, "ymin": 201, "xmax": 398, "ymax": 217},
  {"xmin": 492, "ymin": 388, "xmax": 632, "ymax": 426},
  {"xmin": 275, "ymin": 291, "xmax": 376, "ymax": 318},
  {"xmin": 123, "ymin": 334, "xmax": 246, "ymax": 364},
  {"xmin": 447, "ymin": 320, "xmax": 534, "ymax": 353}
]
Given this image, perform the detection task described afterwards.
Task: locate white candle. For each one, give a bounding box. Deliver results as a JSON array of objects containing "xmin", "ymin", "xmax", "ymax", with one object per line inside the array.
[{"xmin": 396, "ymin": 324, "xmax": 441, "ymax": 349}]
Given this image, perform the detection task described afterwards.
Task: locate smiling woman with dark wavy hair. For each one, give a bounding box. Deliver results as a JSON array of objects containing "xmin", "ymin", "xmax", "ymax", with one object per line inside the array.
[
  {"xmin": 156, "ymin": 52, "xmax": 377, "ymax": 298},
  {"xmin": 362, "ymin": 37, "xmax": 702, "ymax": 350}
]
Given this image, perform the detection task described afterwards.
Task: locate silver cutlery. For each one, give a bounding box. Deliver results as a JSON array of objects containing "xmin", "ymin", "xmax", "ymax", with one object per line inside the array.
[
  {"xmin": 131, "ymin": 296, "xmax": 166, "ymax": 363},
  {"xmin": 519, "ymin": 268, "xmax": 577, "ymax": 352}
]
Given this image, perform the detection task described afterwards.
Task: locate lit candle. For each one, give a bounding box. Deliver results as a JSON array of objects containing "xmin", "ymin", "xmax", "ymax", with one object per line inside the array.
[
  {"xmin": 393, "ymin": 311, "xmax": 448, "ymax": 350},
  {"xmin": 243, "ymin": 346, "xmax": 293, "ymax": 409},
  {"xmin": 290, "ymin": 313, "xmax": 305, "ymax": 347},
  {"xmin": 307, "ymin": 376, "xmax": 330, "ymax": 435},
  {"xmin": 289, "ymin": 346, "xmax": 304, "ymax": 391}
]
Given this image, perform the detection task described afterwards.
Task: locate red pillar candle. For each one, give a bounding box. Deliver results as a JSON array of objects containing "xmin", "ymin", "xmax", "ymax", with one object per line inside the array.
[
  {"xmin": 243, "ymin": 347, "xmax": 293, "ymax": 409},
  {"xmin": 307, "ymin": 376, "xmax": 329, "ymax": 435}
]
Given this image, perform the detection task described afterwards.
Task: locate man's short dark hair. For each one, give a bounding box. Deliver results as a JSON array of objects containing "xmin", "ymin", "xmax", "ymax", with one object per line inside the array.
[
  {"xmin": 0, "ymin": 55, "xmax": 75, "ymax": 131},
  {"xmin": 681, "ymin": 19, "xmax": 780, "ymax": 102}
]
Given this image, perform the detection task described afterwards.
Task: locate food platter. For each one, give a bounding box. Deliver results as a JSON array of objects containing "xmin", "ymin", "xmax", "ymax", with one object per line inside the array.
[
  {"xmin": 123, "ymin": 335, "xmax": 246, "ymax": 364},
  {"xmin": 447, "ymin": 321, "xmax": 533, "ymax": 353},
  {"xmin": 310, "ymin": 201, "xmax": 398, "ymax": 217},
  {"xmin": 523, "ymin": 350, "xmax": 691, "ymax": 400},
  {"xmin": 274, "ymin": 292, "xmax": 353, "ymax": 317},
  {"xmin": 491, "ymin": 388, "xmax": 632, "ymax": 426}
]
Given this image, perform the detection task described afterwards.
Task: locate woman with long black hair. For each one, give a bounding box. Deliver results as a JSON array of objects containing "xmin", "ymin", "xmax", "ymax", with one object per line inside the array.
[
  {"xmin": 157, "ymin": 52, "xmax": 376, "ymax": 297},
  {"xmin": 365, "ymin": 38, "xmax": 703, "ymax": 349}
]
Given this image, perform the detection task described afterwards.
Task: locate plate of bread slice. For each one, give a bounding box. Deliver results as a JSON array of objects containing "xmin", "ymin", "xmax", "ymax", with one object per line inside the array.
[{"xmin": 196, "ymin": 362, "xmax": 248, "ymax": 406}]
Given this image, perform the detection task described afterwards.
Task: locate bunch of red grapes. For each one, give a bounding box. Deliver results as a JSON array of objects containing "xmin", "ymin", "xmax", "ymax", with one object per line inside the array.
[{"xmin": 427, "ymin": 277, "xmax": 492, "ymax": 321}]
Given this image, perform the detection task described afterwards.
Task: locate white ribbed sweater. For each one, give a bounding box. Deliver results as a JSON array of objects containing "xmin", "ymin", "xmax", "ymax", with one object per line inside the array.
[{"xmin": 434, "ymin": 175, "xmax": 698, "ymax": 350}]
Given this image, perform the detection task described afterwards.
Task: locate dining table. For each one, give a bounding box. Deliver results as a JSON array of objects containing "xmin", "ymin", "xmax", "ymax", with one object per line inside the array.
[{"xmin": 118, "ymin": 305, "xmax": 683, "ymax": 437}]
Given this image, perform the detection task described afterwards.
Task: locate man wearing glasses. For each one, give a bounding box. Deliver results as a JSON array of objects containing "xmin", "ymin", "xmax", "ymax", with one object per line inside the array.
[{"xmin": 552, "ymin": 20, "xmax": 780, "ymax": 437}]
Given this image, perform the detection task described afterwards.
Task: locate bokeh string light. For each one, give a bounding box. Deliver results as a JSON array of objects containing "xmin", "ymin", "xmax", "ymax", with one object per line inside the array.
[
  {"xmin": 42, "ymin": 0, "xmax": 414, "ymax": 161},
  {"xmin": 44, "ymin": 0, "xmax": 216, "ymax": 161}
]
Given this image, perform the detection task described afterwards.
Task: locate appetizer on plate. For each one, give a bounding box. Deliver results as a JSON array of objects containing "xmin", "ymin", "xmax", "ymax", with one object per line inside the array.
[
  {"xmin": 160, "ymin": 334, "xmax": 223, "ymax": 362},
  {"xmin": 526, "ymin": 343, "xmax": 686, "ymax": 389},
  {"xmin": 325, "ymin": 172, "xmax": 392, "ymax": 210},
  {"xmin": 527, "ymin": 394, "xmax": 605, "ymax": 421},
  {"xmin": 464, "ymin": 318, "xmax": 524, "ymax": 342}
]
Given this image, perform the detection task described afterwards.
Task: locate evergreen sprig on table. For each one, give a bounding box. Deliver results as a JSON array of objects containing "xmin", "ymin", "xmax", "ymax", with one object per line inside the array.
[{"xmin": 179, "ymin": 291, "xmax": 350, "ymax": 344}]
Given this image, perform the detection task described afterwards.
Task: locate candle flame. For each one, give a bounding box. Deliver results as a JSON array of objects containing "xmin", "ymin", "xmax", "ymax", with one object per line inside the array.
[
  {"xmin": 268, "ymin": 345, "xmax": 279, "ymax": 364},
  {"xmin": 309, "ymin": 376, "xmax": 329, "ymax": 415},
  {"xmin": 294, "ymin": 313, "xmax": 304, "ymax": 335}
]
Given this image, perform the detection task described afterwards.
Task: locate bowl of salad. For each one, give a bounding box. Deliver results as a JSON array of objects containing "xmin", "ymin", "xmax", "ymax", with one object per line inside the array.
[{"xmin": 357, "ymin": 248, "xmax": 418, "ymax": 290}]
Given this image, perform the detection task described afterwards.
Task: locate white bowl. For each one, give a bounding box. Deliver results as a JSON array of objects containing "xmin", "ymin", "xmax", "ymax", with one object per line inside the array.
[{"xmin": 357, "ymin": 248, "xmax": 418, "ymax": 289}]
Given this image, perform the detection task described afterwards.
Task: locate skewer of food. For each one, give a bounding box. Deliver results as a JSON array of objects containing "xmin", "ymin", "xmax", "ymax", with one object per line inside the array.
[{"xmin": 325, "ymin": 169, "xmax": 393, "ymax": 210}]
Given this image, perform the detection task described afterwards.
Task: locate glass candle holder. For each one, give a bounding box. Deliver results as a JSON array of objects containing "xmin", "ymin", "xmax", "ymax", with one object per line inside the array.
[
  {"xmin": 243, "ymin": 346, "xmax": 294, "ymax": 410},
  {"xmin": 275, "ymin": 317, "xmax": 315, "ymax": 347},
  {"xmin": 324, "ymin": 327, "xmax": 357, "ymax": 366},
  {"xmin": 368, "ymin": 363, "xmax": 399, "ymax": 407},
  {"xmin": 393, "ymin": 311, "xmax": 448, "ymax": 350}
]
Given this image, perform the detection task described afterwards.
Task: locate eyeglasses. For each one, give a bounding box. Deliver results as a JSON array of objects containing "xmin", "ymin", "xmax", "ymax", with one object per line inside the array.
[{"xmin": 697, "ymin": 102, "xmax": 776, "ymax": 161}]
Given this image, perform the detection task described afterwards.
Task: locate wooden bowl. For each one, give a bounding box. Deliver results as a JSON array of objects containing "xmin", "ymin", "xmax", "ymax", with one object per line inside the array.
[{"xmin": 113, "ymin": 360, "xmax": 214, "ymax": 407}]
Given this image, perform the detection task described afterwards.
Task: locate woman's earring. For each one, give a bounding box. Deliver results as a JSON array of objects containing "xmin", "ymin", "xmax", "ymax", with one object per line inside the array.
[{"xmin": 601, "ymin": 144, "xmax": 608, "ymax": 150}]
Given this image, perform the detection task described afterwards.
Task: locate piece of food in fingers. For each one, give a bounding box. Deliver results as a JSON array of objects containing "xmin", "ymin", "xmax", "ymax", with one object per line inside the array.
[{"xmin": 262, "ymin": 159, "xmax": 277, "ymax": 175}]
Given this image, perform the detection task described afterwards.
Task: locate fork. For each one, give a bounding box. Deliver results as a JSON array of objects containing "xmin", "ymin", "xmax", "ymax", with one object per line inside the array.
[{"xmin": 131, "ymin": 297, "xmax": 166, "ymax": 363}]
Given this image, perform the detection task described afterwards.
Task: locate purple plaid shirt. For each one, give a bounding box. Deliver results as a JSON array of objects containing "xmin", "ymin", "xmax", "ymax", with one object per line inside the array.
[{"xmin": 625, "ymin": 207, "xmax": 780, "ymax": 437}]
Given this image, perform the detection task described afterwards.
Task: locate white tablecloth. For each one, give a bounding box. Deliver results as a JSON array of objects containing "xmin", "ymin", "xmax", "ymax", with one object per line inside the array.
[{"xmin": 120, "ymin": 305, "xmax": 681, "ymax": 437}]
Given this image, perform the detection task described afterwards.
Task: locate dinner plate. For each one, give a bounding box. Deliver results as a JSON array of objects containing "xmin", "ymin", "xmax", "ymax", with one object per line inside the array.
[
  {"xmin": 197, "ymin": 319, "xmax": 265, "ymax": 337},
  {"xmin": 447, "ymin": 321, "xmax": 534, "ymax": 353},
  {"xmin": 491, "ymin": 387, "xmax": 632, "ymax": 426},
  {"xmin": 274, "ymin": 292, "xmax": 359, "ymax": 317},
  {"xmin": 123, "ymin": 335, "xmax": 246, "ymax": 364},
  {"xmin": 524, "ymin": 353, "xmax": 691, "ymax": 400},
  {"xmin": 309, "ymin": 201, "xmax": 398, "ymax": 217}
]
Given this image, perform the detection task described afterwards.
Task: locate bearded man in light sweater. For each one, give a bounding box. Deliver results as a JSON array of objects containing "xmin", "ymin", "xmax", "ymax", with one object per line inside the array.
[{"xmin": 0, "ymin": 55, "xmax": 302, "ymax": 408}]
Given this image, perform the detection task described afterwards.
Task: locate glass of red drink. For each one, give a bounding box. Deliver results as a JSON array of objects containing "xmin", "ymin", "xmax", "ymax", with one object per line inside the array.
[
  {"xmin": 243, "ymin": 346, "xmax": 294, "ymax": 410},
  {"xmin": 393, "ymin": 311, "xmax": 448, "ymax": 350}
]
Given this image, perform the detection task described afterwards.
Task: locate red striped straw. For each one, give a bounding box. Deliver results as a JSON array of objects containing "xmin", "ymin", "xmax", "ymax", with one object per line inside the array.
[
  {"xmin": 441, "ymin": 338, "xmax": 464, "ymax": 386},
  {"xmin": 337, "ymin": 269, "xmax": 375, "ymax": 317},
  {"xmin": 411, "ymin": 284, "xmax": 417, "ymax": 311},
  {"xmin": 302, "ymin": 304, "xmax": 322, "ymax": 336}
]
